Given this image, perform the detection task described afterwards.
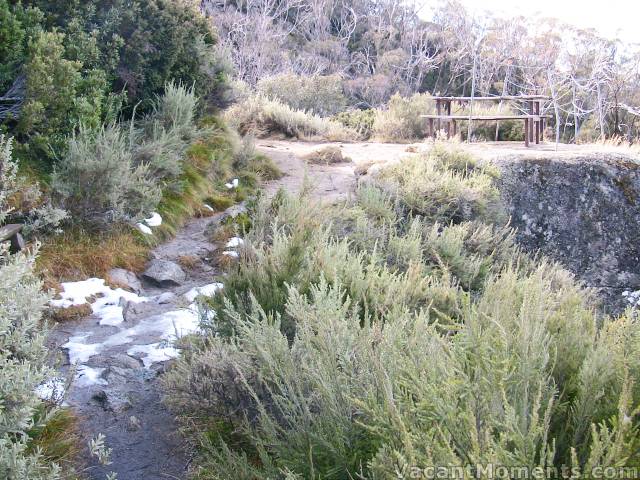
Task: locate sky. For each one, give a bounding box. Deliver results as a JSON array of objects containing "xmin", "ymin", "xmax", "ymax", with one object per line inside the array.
[{"xmin": 419, "ymin": 0, "xmax": 640, "ymax": 45}]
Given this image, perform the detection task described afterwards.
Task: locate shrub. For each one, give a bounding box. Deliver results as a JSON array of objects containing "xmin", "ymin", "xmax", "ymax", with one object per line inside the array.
[
  {"xmin": 0, "ymin": 245, "xmax": 60, "ymax": 479},
  {"xmin": 256, "ymin": 73, "xmax": 347, "ymax": 117},
  {"xmin": 51, "ymin": 124, "xmax": 161, "ymax": 223},
  {"xmin": 332, "ymin": 109, "xmax": 376, "ymax": 139},
  {"xmin": 374, "ymin": 143, "xmax": 505, "ymax": 224},
  {"xmin": 372, "ymin": 92, "xmax": 435, "ymax": 142},
  {"xmin": 164, "ymin": 144, "xmax": 639, "ymax": 478},
  {"xmin": 303, "ymin": 146, "xmax": 351, "ymax": 165},
  {"xmin": 225, "ymin": 95, "xmax": 356, "ymax": 141}
]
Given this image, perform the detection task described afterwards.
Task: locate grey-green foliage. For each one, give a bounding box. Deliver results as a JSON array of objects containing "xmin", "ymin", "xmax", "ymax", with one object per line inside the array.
[
  {"xmin": 0, "ymin": 135, "xmax": 19, "ymax": 224},
  {"xmin": 52, "ymin": 124, "xmax": 161, "ymax": 223},
  {"xmin": 165, "ymin": 145, "xmax": 640, "ymax": 478},
  {"xmin": 0, "ymin": 245, "xmax": 60, "ymax": 480},
  {"xmin": 52, "ymin": 82, "xmax": 199, "ymax": 223}
]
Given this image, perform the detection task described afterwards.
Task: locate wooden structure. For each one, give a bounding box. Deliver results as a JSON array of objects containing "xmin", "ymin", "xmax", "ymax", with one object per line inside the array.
[
  {"xmin": 0, "ymin": 224, "xmax": 25, "ymax": 253},
  {"xmin": 421, "ymin": 95, "xmax": 551, "ymax": 147}
]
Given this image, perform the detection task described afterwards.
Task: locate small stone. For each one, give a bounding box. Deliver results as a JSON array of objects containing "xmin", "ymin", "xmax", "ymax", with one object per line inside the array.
[
  {"xmin": 142, "ymin": 259, "xmax": 186, "ymax": 287},
  {"xmin": 108, "ymin": 268, "xmax": 143, "ymax": 293},
  {"xmin": 127, "ymin": 416, "xmax": 142, "ymax": 431},
  {"xmin": 156, "ymin": 292, "xmax": 177, "ymax": 304}
]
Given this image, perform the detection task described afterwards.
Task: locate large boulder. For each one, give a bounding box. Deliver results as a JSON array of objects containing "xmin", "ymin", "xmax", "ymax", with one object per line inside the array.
[
  {"xmin": 495, "ymin": 152, "xmax": 640, "ymax": 314},
  {"xmin": 142, "ymin": 259, "xmax": 186, "ymax": 287}
]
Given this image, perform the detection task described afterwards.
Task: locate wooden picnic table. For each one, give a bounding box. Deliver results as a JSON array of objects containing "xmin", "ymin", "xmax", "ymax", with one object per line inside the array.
[{"xmin": 423, "ymin": 95, "xmax": 552, "ymax": 147}]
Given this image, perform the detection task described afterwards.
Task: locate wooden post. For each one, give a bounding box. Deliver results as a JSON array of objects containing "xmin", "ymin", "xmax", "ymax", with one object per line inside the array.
[
  {"xmin": 446, "ymin": 100, "xmax": 452, "ymax": 138},
  {"xmin": 524, "ymin": 118, "xmax": 529, "ymax": 147},
  {"xmin": 535, "ymin": 102, "xmax": 540, "ymax": 144},
  {"xmin": 452, "ymin": 119, "xmax": 457, "ymax": 137},
  {"xmin": 429, "ymin": 118, "xmax": 434, "ymax": 138},
  {"xmin": 528, "ymin": 101, "xmax": 534, "ymax": 144},
  {"xmin": 436, "ymin": 100, "xmax": 441, "ymax": 134}
]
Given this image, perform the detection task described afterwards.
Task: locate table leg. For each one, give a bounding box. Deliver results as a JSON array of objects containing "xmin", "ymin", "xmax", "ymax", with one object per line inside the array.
[
  {"xmin": 535, "ymin": 102, "xmax": 540, "ymax": 144},
  {"xmin": 524, "ymin": 118, "xmax": 529, "ymax": 147}
]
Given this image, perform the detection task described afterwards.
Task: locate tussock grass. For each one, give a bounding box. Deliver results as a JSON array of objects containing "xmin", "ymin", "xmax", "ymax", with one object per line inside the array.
[{"xmin": 303, "ymin": 146, "xmax": 352, "ymax": 165}]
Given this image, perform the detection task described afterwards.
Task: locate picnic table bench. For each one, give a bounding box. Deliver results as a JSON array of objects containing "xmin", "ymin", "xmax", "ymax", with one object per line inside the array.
[
  {"xmin": 421, "ymin": 95, "xmax": 552, "ymax": 147},
  {"xmin": 0, "ymin": 224, "xmax": 25, "ymax": 253}
]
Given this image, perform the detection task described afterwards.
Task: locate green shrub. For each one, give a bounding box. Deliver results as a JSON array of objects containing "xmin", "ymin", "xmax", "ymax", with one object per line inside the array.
[
  {"xmin": 375, "ymin": 144, "xmax": 505, "ymax": 224},
  {"xmin": 332, "ymin": 109, "xmax": 376, "ymax": 139},
  {"xmin": 225, "ymin": 95, "xmax": 356, "ymax": 141},
  {"xmin": 256, "ymin": 73, "xmax": 347, "ymax": 117},
  {"xmin": 372, "ymin": 92, "xmax": 435, "ymax": 142},
  {"xmin": 52, "ymin": 124, "xmax": 161, "ymax": 223},
  {"xmin": 0, "ymin": 245, "xmax": 60, "ymax": 479}
]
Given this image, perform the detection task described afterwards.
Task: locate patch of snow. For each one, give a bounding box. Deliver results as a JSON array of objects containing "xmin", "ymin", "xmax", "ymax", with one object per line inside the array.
[
  {"xmin": 75, "ymin": 365, "xmax": 107, "ymax": 387},
  {"xmin": 225, "ymin": 178, "xmax": 239, "ymax": 189},
  {"xmin": 204, "ymin": 204, "xmax": 214, "ymax": 212},
  {"xmin": 137, "ymin": 223, "xmax": 153, "ymax": 235},
  {"xmin": 144, "ymin": 212, "xmax": 162, "ymax": 227},
  {"xmin": 51, "ymin": 278, "xmax": 148, "ymax": 327},
  {"xmin": 225, "ymin": 237, "xmax": 244, "ymax": 248},
  {"xmin": 184, "ymin": 283, "xmax": 224, "ymax": 302},
  {"xmin": 223, "ymin": 251, "xmax": 239, "ymax": 258},
  {"xmin": 623, "ymin": 290, "xmax": 640, "ymax": 307},
  {"xmin": 128, "ymin": 343, "xmax": 179, "ymax": 368},
  {"xmin": 63, "ymin": 334, "xmax": 103, "ymax": 364},
  {"xmin": 35, "ymin": 377, "xmax": 66, "ymax": 404}
]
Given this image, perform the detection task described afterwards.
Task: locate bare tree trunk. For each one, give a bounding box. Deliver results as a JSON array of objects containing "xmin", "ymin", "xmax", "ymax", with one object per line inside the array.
[
  {"xmin": 468, "ymin": 53, "xmax": 477, "ymax": 143},
  {"xmin": 596, "ymin": 81, "xmax": 605, "ymax": 139},
  {"xmin": 547, "ymin": 69, "xmax": 561, "ymax": 150}
]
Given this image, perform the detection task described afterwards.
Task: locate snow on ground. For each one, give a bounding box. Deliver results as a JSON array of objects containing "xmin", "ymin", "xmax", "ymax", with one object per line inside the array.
[
  {"xmin": 144, "ymin": 212, "xmax": 162, "ymax": 227},
  {"xmin": 35, "ymin": 377, "xmax": 66, "ymax": 404},
  {"xmin": 225, "ymin": 178, "xmax": 239, "ymax": 189},
  {"xmin": 128, "ymin": 343, "xmax": 179, "ymax": 368},
  {"xmin": 137, "ymin": 223, "xmax": 153, "ymax": 235},
  {"xmin": 225, "ymin": 237, "xmax": 244, "ymax": 248},
  {"xmin": 222, "ymin": 251, "xmax": 239, "ymax": 258},
  {"xmin": 51, "ymin": 278, "xmax": 148, "ymax": 327},
  {"xmin": 622, "ymin": 290, "xmax": 640, "ymax": 307},
  {"xmin": 184, "ymin": 283, "xmax": 224, "ymax": 302}
]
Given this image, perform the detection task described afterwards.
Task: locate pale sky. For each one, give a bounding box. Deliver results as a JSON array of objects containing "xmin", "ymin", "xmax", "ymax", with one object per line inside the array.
[{"xmin": 420, "ymin": 0, "xmax": 640, "ymax": 45}]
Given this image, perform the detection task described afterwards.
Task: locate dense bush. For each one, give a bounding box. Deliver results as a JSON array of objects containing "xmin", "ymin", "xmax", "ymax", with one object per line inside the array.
[
  {"xmin": 164, "ymin": 144, "xmax": 639, "ymax": 478},
  {"xmin": 0, "ymin": 244, "xmax": 60, "ymax": 479},
  {"xmin": 332, "ymin": 109, "xmax": 376, "ymax": 139},
  {"xmin": 372, "ymin": 92, "xmax": 435, "ymax": 142},
  {"xmin": 51, "ymin": 83, "xmax": 199, "ymax": 224},
  {"xmin": 225, "ymin": 95, "xmax": 356, "ymax": 141},
  {"xmin": 256, "ymin": 73, "xmax": 347, "ymax": 117}
]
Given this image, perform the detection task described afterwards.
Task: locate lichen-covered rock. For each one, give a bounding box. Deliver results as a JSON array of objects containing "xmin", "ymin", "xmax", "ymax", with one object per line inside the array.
[
  {"xmin": 495, "ymin": 152, "xmax": 640, "ymax": 313},
  {"xmin": 142, "ymin": 259, "xmax": 186, "ymax": 286}
]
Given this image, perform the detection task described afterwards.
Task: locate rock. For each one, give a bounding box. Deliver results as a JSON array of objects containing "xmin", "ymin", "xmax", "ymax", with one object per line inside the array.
[
  {"xmin": 108, "ymin": 268, "xmax": 143, "ymax": 293},
  {"xmin": 142, "ymin": 259, "xmax": 186, "ymax": 287},
  {"xmin": 127, "ymin": 415, "xmax": 142, "ymax": 431},
  {"xmin": 111, "ymin": 354, "xmax": 144, "ymax": 370},
  {"xmin": 156, "ymin": 292, "xmax": 177, "ymax": 304},
  {"xmin": 102, "ymin": 366, "xmax": 138, "ymax": 384}
]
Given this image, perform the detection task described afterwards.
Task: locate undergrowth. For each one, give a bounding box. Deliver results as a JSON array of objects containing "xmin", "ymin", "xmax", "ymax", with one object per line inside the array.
[{"xmin": 163, "ymin": 144, "xmax": 640, "ymax": 479}]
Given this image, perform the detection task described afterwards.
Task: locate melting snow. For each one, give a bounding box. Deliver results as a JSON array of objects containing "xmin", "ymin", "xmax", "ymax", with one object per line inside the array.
[
  {"xmin": 76, "ymin": 366, "xmax": 107, "ymax": 387},
  {"xmin": 137, "ymin": 223, "xmax": 153, "ymax": 235},
  {"xmin": 128, "ymin": 343, "xmax": 179, "ymax": 368},
  {"xmin": 623, "ymin": 290, "xmax": 640, "ymax": 307},
  {"xmin": 184, "ymin": 283, "xmax": 224, "ymax": 302},
  {"xmin": 225, "ymin": 237, "xmax": 244, "ymax": 248},
  {"xmin": 144, "ymin": 212, "xmax": 162, "ymax": 227},
  {"xmin": 51, "ymin": 278, "xmax": 148, "ymax": 327},
  {"xmin": 223, "ymin": 251, "xmax": 239, "ymax": 258},
  {"xmin": 225, "ymin": 178, "xmax": 239, "ymax": 189},
  {"xmin": 64, "ymin": 334, "xmax": 104, "ymax": 364},
  {"xmin": 35, "ymin": 377, "xmax": 66, "ymax": 404}
]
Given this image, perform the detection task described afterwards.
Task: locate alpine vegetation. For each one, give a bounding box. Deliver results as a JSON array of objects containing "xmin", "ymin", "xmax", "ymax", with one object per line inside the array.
[{"xmin": 164, "ymin": 145, "xmax": 639, "ymax": 478}]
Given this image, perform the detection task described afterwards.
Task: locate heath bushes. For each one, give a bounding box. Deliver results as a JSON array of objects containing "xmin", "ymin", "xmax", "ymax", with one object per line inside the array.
[
  {"xmin": 372, "ymin": 92, "xmax": 435, "ymax": 142},
  {"xmin": 0, "ymin": 245, "xmax": 60, "ymax": 479},
  {"xmin": 225, "ymin": 95, "xmax": 356, "ymax": 141},
  {"xmin": 256, "ymin": 73, "xmax": 347, "ymax": 117},
  {"xmin": 164, "ymin": 144, "xmax": 640, "ymax": 478}
]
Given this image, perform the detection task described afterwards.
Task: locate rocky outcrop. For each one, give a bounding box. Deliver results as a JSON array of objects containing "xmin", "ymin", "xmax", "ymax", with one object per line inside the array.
[
  {"xmin": 495, "ymin": 152, "xmax": 640, "ymax": 314},
  {"xmin": 142, "ymin": 259, "xmax": 186, "ymax": 286}
]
